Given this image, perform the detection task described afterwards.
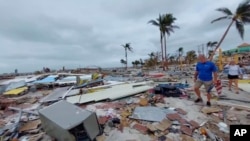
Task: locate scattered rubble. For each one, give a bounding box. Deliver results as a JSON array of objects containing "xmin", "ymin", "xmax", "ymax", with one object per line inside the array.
[{"xmin": 0, "ymin": 71, "xmax": 249, "ymax": 140}]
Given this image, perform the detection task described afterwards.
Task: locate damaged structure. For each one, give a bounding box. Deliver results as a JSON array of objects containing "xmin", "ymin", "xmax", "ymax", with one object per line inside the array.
[{"xmin": 0, "ymin": 70, "xmax": 249, "ymax": 141}]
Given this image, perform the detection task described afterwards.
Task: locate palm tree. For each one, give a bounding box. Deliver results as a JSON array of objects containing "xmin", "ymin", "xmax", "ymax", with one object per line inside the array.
[
  {"xmin": 178, "ymin": 47, "xmax": 184, "ymax": 70},
  {"xmin": 132, "ymin": 61, "xmax": 135, "ymax": 68},
  {"xmin": 169, "ymin": 55, "xmax": 175, "ymax": 65},
  {"xmin": 147, "ymin": 52, "xmax": 158, "ymax": 68},
  {"xmin": 148, "ymin": 52, "xmax": 155, "ymax": 59},
  {"xmin": 120, "ymin": 59, "xmax": 127, "ymax": 68},
  {"xmin": 148, "ymin": 15, "xmax": 165, "ymax": 69},
  {"xmin": 121, "ymin": 43, "xmax": 133, "ymax": 70},
  {"xmin": 209, "ymin": 0, "xmax": 250, "ymax": 60},
  {"xmin": 134, "ymin": 60, "xmax": 140, "ymax": 68},
  {"xmin": 207, "ymin": 41, "xmax": 218, "ymax": 58},
  {"xmin": 162, "ymin": 14, "xmax": 179, "ymax": 69},
  {"xmin": 186, "ymin": 50, "xmax": 197, "ymax": 65}
]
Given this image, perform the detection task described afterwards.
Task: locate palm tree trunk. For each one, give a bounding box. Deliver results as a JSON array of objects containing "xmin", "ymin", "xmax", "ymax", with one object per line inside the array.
[
  {"xmin": 125, "ymin": 48, "xmax": 127, "ymax": 70},
  {"xmin": 160, "ymin": 32, "xmax": 165, "ymax": 70},
  {"xmin": 209, "ymin": 20, "xmax": 234, "ymax": 60},
  {"xmin": 163, "ymin": 34, "xmax": 167, "ymax": 70}
]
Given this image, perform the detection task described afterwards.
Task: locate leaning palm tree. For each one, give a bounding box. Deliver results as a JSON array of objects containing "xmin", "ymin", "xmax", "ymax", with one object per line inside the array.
[
  {"xmin": 162, "ymin": 14, "xmax": 179, "ymax": 69},
  {"xmin": 148, "ymin": 15, "xmax": 165, "ymax": 70},
  {"xmin": 121, "ymin": 43, "xmax": 133, "ymax": 70},
  {"xmin": 209, "ymin": 0, "xmax": 250, "ymax": 60}
]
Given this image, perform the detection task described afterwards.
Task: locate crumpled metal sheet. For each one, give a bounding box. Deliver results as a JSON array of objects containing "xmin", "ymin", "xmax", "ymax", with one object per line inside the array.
[
  {"xmin": 5, "ymin": 80, "xmax": 26, "ymax": 92},
  {"xmin": 39, "ymin": 87, "xmax": 69, "ymax": 103},
  {"xmin": 130, "ymin": 106, "xmax": 176, "ymax": 122}
]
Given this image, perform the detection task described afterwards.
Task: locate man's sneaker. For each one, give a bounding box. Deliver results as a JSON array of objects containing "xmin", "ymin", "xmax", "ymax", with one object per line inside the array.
[
  {"xmin": 207, "ymin": 101, "xmax": 211, "ymax": 106},
  {"xmin": 194, "ymin": 98, "xmax": 203, "ymax": 103}
]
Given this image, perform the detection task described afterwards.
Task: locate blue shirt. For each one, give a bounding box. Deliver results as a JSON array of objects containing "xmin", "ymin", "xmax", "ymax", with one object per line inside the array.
[{"xmin": 196, "ymin": 61, "xmax": 217, "ymax": 81}]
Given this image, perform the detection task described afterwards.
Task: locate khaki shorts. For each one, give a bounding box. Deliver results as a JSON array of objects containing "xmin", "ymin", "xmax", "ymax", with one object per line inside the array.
[{"xmin": 194, "ymin": 79, "xmax": 213, "ymax": 92}]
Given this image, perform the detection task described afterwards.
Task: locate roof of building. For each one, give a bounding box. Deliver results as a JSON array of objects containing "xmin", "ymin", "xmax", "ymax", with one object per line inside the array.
[{"xmin": 238, "ymin": 43, "xmax": 250, "ymax": 48}]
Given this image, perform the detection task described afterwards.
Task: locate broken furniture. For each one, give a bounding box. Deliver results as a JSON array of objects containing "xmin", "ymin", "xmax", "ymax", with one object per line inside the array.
[{"xmin": 38, "ymin": 100, "xmax": 101, "ymax": 141}]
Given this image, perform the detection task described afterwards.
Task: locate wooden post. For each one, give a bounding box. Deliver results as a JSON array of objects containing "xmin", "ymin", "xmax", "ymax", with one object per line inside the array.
[{"xmin": 218, "ymin": 48, "xmax": 223, "ymax": 71}]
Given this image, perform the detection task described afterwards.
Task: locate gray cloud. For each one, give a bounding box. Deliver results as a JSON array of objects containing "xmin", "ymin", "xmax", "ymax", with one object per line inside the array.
[{"xmin": 0, "ymin": 0, "xmax": 249, "ymax": 73}]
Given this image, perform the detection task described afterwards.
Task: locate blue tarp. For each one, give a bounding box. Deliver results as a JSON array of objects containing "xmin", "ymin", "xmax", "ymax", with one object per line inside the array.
[{"xmin": 33, "ymin": 75, "xmax": 58, "ymax": 84}]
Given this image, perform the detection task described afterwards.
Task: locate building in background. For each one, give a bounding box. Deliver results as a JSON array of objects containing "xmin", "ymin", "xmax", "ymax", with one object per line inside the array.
[{"xmin": 221, "ymin": 43, "xmax": 250, "ymax": 65}]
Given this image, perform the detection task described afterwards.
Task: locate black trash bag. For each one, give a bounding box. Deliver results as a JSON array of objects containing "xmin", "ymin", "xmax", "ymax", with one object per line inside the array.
[{"xmin": 154, "ymin": 84, "xmax": 183, "ymax": 97}]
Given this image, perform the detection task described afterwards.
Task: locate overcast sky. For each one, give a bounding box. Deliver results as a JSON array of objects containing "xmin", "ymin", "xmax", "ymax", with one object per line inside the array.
[{"xmin": 0, "ymin": 0, "xmax": 249, "ymax": 73}]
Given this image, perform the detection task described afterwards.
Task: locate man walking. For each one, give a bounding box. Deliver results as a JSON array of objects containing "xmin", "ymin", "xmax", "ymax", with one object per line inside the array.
[{"xmin": 194, "ymin": 54, "xmax": 218, "ymax": 106}]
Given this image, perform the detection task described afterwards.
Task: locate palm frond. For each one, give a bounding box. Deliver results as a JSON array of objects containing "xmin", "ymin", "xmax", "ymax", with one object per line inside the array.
[
  {"xmin": 148, "ymin": 20, "xmax": 159, "ymax": 26},
  {"xmin": 211, "ymin": 41, "xmax": 218, "ymax": 46},
  {"xmin": 216, "ymin": 8, "xmax": 233, "ymax": 15},
  {"xmin": 211, "ymin": 16, "xmax": 230, "ymax": 23},
  {"xmin": 207, "ymin": 41, "xmax": 211, "ymax": 47},
  {"xmin": 238, "ymin": 0, "xmax": 250, "ymax": 9},
  {"xmin": 171, "ymin": 25, "xmax": 180, "ymax": 29},
  {"xmin": 127, "ymin": 47, "xmax": 133, "ymax": 52},
  {"xmin": 236, "ymin": 0, "xmax": 250, "ymax": 17},
  {"xmin": 121, "ymin": 43, "xmax": 131, "ymax": 48},
  {"xmin": 240, "ymin": 9, "xmax": 250, "ymax": 23},
  {"xmin": 165, "ymin": 28, "xmax": 174, "ymax": 36},
  {"xmin": 235, "ymin": 20, "xmax": 244, "ymax": 39},
  {"xmin": 242, "ymin": 16, "xmax": 250, "ymax": 23},
  {"xmin": 178, "ymin": 47, "xmax": 183, "ymax": 52}
]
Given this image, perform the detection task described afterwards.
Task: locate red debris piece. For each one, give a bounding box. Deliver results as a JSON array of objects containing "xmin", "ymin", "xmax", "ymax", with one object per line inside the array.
[
  {"xmin": 189, "ymin": 120, "xmax": 200, "ymax": 129},
  {"xmin": 166, "ymin": 113, "xmax": 182, "ymax": 121},
  {"xmin": 154, "ymin": 94, "xmax": 164, "ymax": 103},
  {"xmin": 95, "ymin": 102, "xmax": 125, "ymax": 109},
  {"xmin": 180, "ymin": 125, "xmax": 193, "ymax": 136},
  {"xmin": 98, "ymin": 116, "xmax": 110, "ymax": 125},
  {"xmin": 178, "ymin": 118, "xmax": 188, "ymax": 125},
  {"xmin": 132, "ymin": 123, "xmax": 148, "ymax": 134},
  {"xmin": 175, "ymin": 108, "xmax": 187, "ymax": 115}
]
